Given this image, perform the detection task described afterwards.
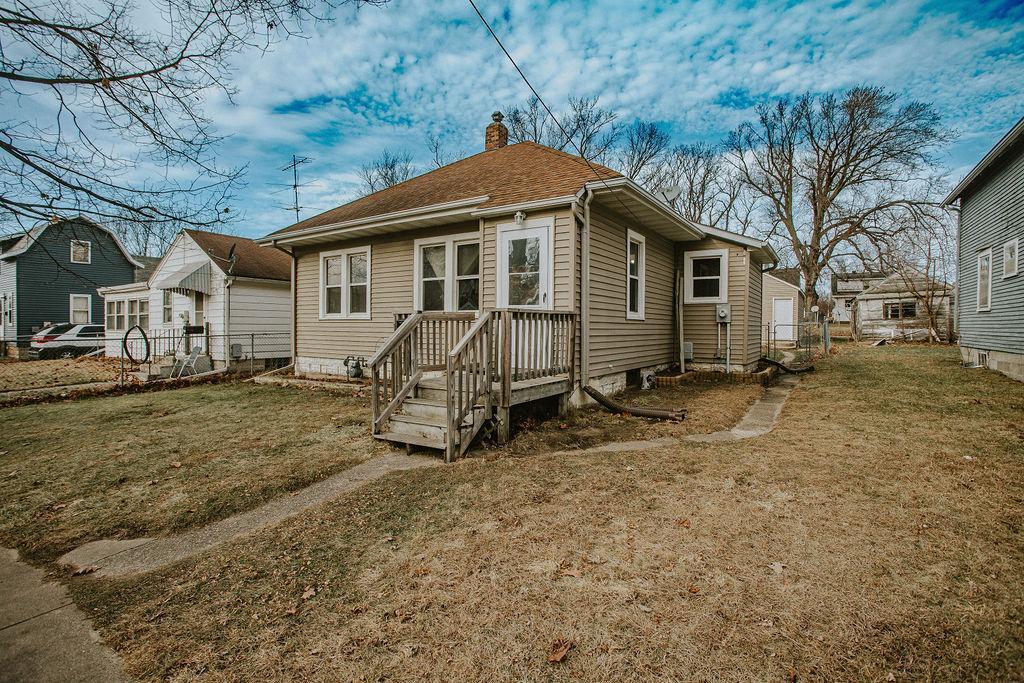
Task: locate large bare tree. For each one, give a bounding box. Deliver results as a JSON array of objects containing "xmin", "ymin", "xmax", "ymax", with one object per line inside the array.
[
  {"xmin": 505, "ymin": 95, "xmax": 620, "ymax": 162},
  {"xmin": 616, "ymin": 120, "xmax": 671, "ymax": 182},
  {"xmin": 727, "ymin": 87, "xmax": 953, "ymax": 305},
  {"xmin": 0, "ymin": 0, "xmax": 385, "ymax": 253},
  {"xmin": 358, "ymin": 149, "xmax": 414, "ymax": 194}
]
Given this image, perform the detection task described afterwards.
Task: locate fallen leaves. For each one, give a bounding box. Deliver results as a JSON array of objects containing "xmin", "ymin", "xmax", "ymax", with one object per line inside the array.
[
  {"xmin": 675, "ymin": 518, "xmax": 691, "ymax": 528},
  {"xmin": 301, "ymin": 586, "xmax": 316, "ymax": 601},
  {"xmin": 548, "ymin": 638, "xmax": 574, "ymax": 664},
  {"xmin": 71, "ymin": 564, "xmax": 98, "ymax": 576}
]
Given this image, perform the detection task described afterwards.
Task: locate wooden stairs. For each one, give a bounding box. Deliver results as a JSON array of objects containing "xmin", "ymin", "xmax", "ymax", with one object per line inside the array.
[{"xmin": 374, "ymin": 375, "xmax": 489, "ymax": 456}]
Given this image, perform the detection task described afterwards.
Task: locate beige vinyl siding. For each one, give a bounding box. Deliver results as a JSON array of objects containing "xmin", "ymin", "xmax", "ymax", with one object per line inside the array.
[
  {"xmin": 295, "ymin": 221, "xmax": 477, "ymax": 360},
  {"xmin": 587, "ymin": 206, "xmax": 676, "ymax": 377},
  {"xmin": 745, "ymin": 257, "xmax": 762, "ymax": 365},
  {"xmin": 679, "ymin": 238, "xmax": 753, "ymax": 368}
]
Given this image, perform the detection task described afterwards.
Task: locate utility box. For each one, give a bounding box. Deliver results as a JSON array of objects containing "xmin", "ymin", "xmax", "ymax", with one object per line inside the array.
[{"xmin": 716, "ymin": 303, "xmax": 732, "ymax": 323}]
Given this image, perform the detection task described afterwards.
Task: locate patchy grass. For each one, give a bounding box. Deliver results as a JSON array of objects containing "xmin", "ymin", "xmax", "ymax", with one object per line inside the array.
[
  {"xmin": 0, "ymin": 356, "xmax": 119, "ymax": 391},
  {"xmin": 0, "ymin": 382, "xmax": 386, "ymax": 564},
  {"xmin": 65, "ymin": 345, "xmax": 1024, "ymax": 681},
  {"xmin": 503, "ymin": 381, "xmax": 762, "ymax": 454}
]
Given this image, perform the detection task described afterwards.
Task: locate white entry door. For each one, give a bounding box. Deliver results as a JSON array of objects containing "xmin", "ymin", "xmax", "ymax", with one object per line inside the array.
[
  {"xmin": 773, "ymin": 297, "xmax": 794, "ymax": 341},
  {"xmin": 497, "ymin": 225, "xmax": 551, "ymax": 308},
  {"xmin": 498, "ymin": 223, "xmax": 552, "ymax": 374}
]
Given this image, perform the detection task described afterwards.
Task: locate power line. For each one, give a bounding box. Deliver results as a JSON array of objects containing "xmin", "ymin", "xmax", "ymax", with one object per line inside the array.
[{"xmin": 466, "ymin": 0, "xmax": 647, "ymax": 227}]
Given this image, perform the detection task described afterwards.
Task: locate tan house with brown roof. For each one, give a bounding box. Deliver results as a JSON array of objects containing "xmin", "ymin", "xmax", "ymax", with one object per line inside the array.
[{"xmin": 258, "ymin": 113, "xmax": 777, "ymax": 459}]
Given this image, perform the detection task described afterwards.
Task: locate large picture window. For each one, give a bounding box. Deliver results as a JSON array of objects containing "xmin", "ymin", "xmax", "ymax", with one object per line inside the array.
[
  {"xmin": 977, "ymin": 249, "xmax": 992, "ymax": 312},
  {"xmin": 684, "ymin": 248, "xmax": 729, "ymax": 304},
  {"xmin": 414, "ymin": 233, "xmax": 480, "ymax": 312},
  {"xmin": 320, "ymin": 246, "xmax": 371, "ymax": 320},
  {"xmin": 626, "ymin": 229, "xmax": 645, "ymax": 319}
]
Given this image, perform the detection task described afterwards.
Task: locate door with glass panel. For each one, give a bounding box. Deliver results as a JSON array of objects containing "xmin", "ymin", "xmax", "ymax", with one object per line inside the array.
[{"xmin": 497, "ymin": 225, "xmax": 552, "ymax": 373}]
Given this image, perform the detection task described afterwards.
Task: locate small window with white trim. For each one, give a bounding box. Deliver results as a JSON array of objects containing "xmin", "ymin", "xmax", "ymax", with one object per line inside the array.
[
  {"xmin": 626, "ymin": 229, "xmax": 645, "ymax": 319},
  {"xmin": 70, "ymin": 240, "xmax": 91, "ymax": 264},
  {"xmin": 684, "ymin": 248, "xmax": 729, "ymax": 304},
  {"xmin": 70, "ymin": 294, "xmax": 91, "ymax": 324},
  {"xmin": 162, "ymin": 290, "xmax": 173, "ymax": 324},
  {"xmin": 1003, "ymin": 238, "xmax": 1018, "ymax": 279},
  {"xmin": 977, "ymin": 249, "xmax": 992, "ymax": 312},
  {"xmin": 414, "ymin": 233, "xmax": 480, "ymax": 313},
  {"xmin": 320, "ymin": 246, "xmax": 371, "ymax": 320}
]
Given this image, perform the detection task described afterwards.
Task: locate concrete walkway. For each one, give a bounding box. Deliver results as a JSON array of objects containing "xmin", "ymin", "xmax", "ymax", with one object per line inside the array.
[
  {"xmin": 685, "ymin": 374, "xmax": 801, "ymax": 443},
  {"xmin": 0, "ymin": 549, "xmax": 126, "ymax": 683},
  {"xmin": 59, "ymin": 453, "xmax": 439, "ymax": 578}
]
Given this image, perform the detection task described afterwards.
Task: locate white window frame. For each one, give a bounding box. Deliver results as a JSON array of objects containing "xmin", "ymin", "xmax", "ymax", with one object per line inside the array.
[
  {"xmin": 626, "ymin": 229, "xmax": 645, "ymax": 320},
  {"xmin": 162, "ymin": 290, "xmax": 173, "ymax": 325},
  {"xmin": 683, "ymin": 248, "xmax": 729, "ymax": 304},
  {"xmin": 193, "ymin": 291, "xmax": 205, "ymax": 327},
  {"xmin": 977, "ymin": 248, "xmax": 992, "ymax": 312},
  {"xmin": 70, "ymin": 239, "xmax": 91, "ymax": 264},
  {"xmin": 412, "ymin": 231, "xmax": 481, "ymax": 313},
  {"xmin": 69, "ymin": 293, "xmax": 91, "ymax": 324},
  {"xmin": 319, "ymin": 246, "xmax": 371, "ymax": 320},
  {"xmin": 1003, "ymin": 238, "xmax": 1019, "ymax": 279}
]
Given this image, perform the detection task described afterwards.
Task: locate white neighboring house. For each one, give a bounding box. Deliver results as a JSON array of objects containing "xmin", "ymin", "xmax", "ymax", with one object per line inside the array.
[{"xmin": 98, "ymin": 228, "xmax": 292, "ymax": 370}]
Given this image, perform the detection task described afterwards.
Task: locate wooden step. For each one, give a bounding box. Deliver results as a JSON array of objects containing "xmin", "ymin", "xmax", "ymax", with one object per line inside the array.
[
  {"xmin": 373, "ymin": 430, "xmax": 445, "ymax": 451},
  {"xmin": 400, "ymin": 397, "xmax": 447, "ymax": 420},
  {"xmin": 415, "ymin": 378, "xmax": 448, "ymax": 401},
  {"xmin": 389, "ymin": 413, "xmax": 447, "ymax": 442}
]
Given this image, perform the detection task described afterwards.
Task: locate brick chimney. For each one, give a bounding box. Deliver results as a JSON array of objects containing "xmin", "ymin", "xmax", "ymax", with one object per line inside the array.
[{"xmin": 485, "ymin": 111, "xmax": 508, "ymax": 151}]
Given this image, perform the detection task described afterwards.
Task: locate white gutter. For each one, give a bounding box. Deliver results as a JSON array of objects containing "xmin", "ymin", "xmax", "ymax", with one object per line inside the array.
[
  {"xmin": 257, "ymin": 195, "xmax": 490, "ymax": 246},
  {"xmin": 580, "ymin": 188, "xmax": 594, "ymax": 386},
  {"xmin": 582, "ymin": 177, "xmax": 705, "ymax": 241},
  {"xmin": 469, "ymin": 195, "xmax": 577, "ymax": 217}
]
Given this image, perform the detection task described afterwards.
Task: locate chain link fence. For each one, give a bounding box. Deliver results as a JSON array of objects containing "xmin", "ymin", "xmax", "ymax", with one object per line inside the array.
[
  {"xmin": 763, "ymin": 321, "xmax": 830, "ymax": 364},
  {"xmin": 0, "ymin": 329, "xmax": 291, "ymax": 392}
]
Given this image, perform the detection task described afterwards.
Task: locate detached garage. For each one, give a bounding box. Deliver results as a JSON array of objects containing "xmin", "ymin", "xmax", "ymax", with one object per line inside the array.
[{"xmin": 762, "ymin": 268, "xmax": 805, "ymax": 348}]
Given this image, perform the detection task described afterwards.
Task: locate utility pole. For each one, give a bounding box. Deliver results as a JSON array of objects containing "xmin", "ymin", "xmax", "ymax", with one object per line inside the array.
[{"xmin": 281, "ymin": 155, "xmax": 312, "ymax": 222}]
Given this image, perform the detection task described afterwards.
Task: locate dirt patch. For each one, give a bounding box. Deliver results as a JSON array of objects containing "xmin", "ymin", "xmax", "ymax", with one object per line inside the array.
[
  {"xmin": 501, "ymin": 381, "xmax": 764, "ymax": 454},
  {"xmin": 0, "ymin": 357, "xmax": 120, "ymax": 392}
]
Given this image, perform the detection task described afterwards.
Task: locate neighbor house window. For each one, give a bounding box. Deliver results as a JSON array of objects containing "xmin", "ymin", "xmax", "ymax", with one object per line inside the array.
[
  {"xmin": 162, "ymin": 291, "xmax": 173, "ymax": 324},
  {"xmin": 126, "ymin": 298, "xmax": 150, "ymax": 329},
  {"xmin": 977, "ymin": 249, "xmax": 992, "ymax": 312},
  {"xmin": 684, "ymin": 248, "xmax": 729, "ymax": 304},
  {"xmin": 137, "ymin": 299, "xmax": 149, "ymax": 329},
  {"xmin": 414, "ymin": 233, "xmax": 480, "ymax": 312},
  {"xmin": 1003, "ymin": 238, "xmax": 1019, "ymax": 279},
  {"xmin": 884, "ymin": 301, "xmax": 917, "ymax": 319},
  {"xmin": 320, "ymin": 246, "xmax": 371, "ymax": 320},
  {"xmin": 70, "ymin": 294, "xmax": 91, "ymax": 324},
  {"xmin": 193, "ymin": 292, "xmax": 205, "ymax": 326},
  {"xmin": 626, "ymin": 229, "xmax": 645, "ymax": 319},
  {"xmin": 70, "ymin": 240, "xmax": 91, "ymax": 264},
  {"xmin": 105, "ymin": 300, "xmax": 126, "ymax": 330},
  {"xmin": 3, "ymin": 294, "xmax": 12, "ymax": 323}
]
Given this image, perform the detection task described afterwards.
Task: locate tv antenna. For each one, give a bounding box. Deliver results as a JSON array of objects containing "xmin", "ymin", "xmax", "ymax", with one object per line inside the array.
[{"xmin": 281, "ymin": 155, "xmax": 312, "ymax": 222}]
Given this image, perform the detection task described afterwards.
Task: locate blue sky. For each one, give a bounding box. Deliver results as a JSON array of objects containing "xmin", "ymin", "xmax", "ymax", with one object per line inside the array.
[{"xmin": 204, "ymin": 0, "xmax": 1024, "ymax": 238}]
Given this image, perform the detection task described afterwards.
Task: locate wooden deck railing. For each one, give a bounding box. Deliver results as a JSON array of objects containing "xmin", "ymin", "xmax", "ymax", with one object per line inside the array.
[
  {"xmin": 446, "ymin": 312, "xmax": 493, "ymax": 460},
  {"xmin": 494, "ymin": 309, "xmax": 576, "ymax": 406}
]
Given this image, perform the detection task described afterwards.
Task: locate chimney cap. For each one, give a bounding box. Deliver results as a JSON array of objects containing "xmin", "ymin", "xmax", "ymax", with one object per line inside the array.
[{"xmin": 491, "ymin": 111, "xmax": 504, "ymax": 123}]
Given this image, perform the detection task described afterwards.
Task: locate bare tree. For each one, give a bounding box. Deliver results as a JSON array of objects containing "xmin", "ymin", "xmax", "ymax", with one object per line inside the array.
[
  {"xmin": 727, "ymin": 86, "xmax": 953, "ymax": 306},
  {"xmin": 358, "ymin": 149, "xmax": 414, "ymax": 194},
  {"xmin": 504, "ymin": 95, "xmax": 619, "ymax": 162},
  {"xmin": 617, "ymin": 120, "xmax": 670, "ymax": 181},
  {"xmin": 426, "ymin": 132, "xmax": 462, "ymax": 169},
  {"xmin": 0, "ymin": 0, "xmax": 386, "ymax": 251}
]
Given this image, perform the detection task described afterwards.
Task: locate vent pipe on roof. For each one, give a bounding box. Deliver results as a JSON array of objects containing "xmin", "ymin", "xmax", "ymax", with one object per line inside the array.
[{"xmin": 485, "ymin": 111, "xmax": 508, "ymax": 151}]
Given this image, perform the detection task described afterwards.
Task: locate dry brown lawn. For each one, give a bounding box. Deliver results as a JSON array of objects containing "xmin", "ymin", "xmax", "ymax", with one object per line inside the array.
[
  {"xmin": 51, "ymin": 346, "xmax": 1024, "ymax": 679},
  {"xmin": 0, "ymin": 356, "xmax": 119, "ymax": 391},
  {"xmin": 0, "ymin": 382, "xmax": 387, "ymax": 564}
]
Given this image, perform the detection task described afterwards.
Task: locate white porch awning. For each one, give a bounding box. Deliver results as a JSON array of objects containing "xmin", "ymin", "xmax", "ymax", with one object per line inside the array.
[{"xmin": 152, "ymin": 261, "xmax": 212, "ymax": 295}]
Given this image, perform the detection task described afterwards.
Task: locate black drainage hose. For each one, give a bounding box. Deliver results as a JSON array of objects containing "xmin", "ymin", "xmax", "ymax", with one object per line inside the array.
[
  {"xmin": 583, "ymin": 385, "xmax": 686, "ymax": 421},
  {"xmin": 761, "ymin": 356, "xmax": 814, "ymax": 374}
]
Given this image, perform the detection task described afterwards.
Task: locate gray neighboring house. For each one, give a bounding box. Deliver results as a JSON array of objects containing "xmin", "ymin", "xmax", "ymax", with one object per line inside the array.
[
  {"xmin": 853, "ymin": 271, "xmax": 954, "ymax": 340},
  {"xmin": 0, "ymin": 216, "xmax": 143, "ymax": 348},
  {"xmin": 943, "ymin": 116, "xmax": 1024, "ymax": 381},
  {"xmin": 830, "ymin": 271, "xmax": 888, "ymax": 323}
]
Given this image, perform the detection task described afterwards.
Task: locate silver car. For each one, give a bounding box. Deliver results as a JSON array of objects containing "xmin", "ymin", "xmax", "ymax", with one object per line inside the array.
[{"xmin": 30, "ymin": 323, "xmax": 106, "ymax": 359}]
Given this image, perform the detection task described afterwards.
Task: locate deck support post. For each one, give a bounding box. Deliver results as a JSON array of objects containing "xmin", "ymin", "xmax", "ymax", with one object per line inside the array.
[
  {"xmin": 496, "ymin": 406, "xmax": 511, "ymax": 444},
  {"xmin": 558, "ymin": 392, "xmax": 570, "ymax": 415}
]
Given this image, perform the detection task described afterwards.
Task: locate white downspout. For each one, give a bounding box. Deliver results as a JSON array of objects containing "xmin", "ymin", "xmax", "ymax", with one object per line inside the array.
[{"xmin": 581, "ymin": 188, "xmax": 594, "ymax": 387}]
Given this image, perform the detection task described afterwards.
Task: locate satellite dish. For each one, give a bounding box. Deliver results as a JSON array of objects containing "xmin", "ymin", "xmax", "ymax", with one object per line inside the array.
[{"xmin": 657, "ymin": 186, "xmax": 682, "ymax": 204}]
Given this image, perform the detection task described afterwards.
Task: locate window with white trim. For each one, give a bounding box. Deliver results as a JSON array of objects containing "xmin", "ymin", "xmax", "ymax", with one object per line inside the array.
[
  {"xmin": 3, "ymin": 294, "xmax": 13, "ymax": 323},
  {"xmin": 105, "ymin": 300, "xmax": 126, "ymax": 330},
  {"xmin": 193, "ymin": 292, "xmax": 205, "ymax": 326},
  {"xmin": 626, "ymin": 229, "xmax": 645, "ymax": 319},
  {"xmin": 320, "ymin": 246, "xmax": 371, "ymax": 319},
  {"xmin": 70, "ymin": 294, "xmax": 91, "ymax": 324},
  {"xmin": 977, "ymin": 249, "xmax": 992, "ymax": 312},
  {"xmin": 1003, "ymin": 238, "xmax": 1018, "ymax": 279},
  {"xmin": 162, "ymin": 290, "xmax": 173, "ymax": 324},
  {"xmin": 683, "ymin": 248, "xmax": 729, "ymax": 304},
  {"xmin": 126, "ymin": 298, "xmax": 150, "ymax": 329},
  {"xmin": 70, "ymin": 240, "xmax": 91, "ymax": 264},
  {"xmin": 414, "ymin": 233, "xmax": 480, "ymax": 312}
]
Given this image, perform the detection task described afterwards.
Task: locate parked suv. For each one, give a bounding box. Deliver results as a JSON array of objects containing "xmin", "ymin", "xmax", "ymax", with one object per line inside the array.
[{"xmin": 30, "ymin": 323, "xmax": 106, "ymax": 359}]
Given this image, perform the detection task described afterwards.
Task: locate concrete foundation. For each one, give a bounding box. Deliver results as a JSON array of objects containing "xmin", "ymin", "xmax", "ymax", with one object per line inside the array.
[{"xmin": 961, "ymin": 345, "xmax": 1024, "ymax": 382}]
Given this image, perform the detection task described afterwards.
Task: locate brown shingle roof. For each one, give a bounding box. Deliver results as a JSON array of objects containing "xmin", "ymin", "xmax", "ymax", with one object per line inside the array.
[
  {"xmin": 268, "ymin": 141, "xmax": 621, "ymax": 236},
  {"xmin": 184, "ymin": 229, "xmax": 291, "ymax": 281}
]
